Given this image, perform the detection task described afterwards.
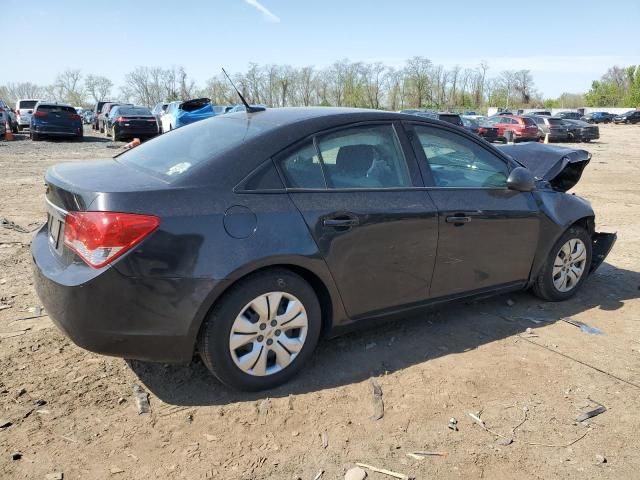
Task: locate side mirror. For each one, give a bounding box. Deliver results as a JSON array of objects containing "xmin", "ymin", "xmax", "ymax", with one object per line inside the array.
[{"xmin": 507, "ymin": 166, "xmax": 536, "ymax": 192}]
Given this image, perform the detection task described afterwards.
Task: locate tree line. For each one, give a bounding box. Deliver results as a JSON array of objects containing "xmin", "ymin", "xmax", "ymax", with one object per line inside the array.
[{"xmin": 1, "ymin": 57, "xmax": 638, "ymax": 111}]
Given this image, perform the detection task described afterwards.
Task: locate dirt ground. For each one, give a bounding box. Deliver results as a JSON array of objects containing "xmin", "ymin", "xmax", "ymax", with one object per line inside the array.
[{"xmin": 0, "ymin": 124, "xmax": 639, "ymax": 480}]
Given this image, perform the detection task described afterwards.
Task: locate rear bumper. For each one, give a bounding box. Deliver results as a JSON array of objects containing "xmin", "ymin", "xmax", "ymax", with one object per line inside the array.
[
  {"xmin": 32, "ymin": 123, "xmax": 82, "ymax": 136},
  {"xmin": 31, "ymin": 225, "xmax": 215, "ymax": 362}
]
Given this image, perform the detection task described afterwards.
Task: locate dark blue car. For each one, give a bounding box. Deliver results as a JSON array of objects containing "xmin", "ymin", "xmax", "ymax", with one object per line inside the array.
[{"xmin": 30, "ymin": 102, "xmax": 83, "ymax": 141}]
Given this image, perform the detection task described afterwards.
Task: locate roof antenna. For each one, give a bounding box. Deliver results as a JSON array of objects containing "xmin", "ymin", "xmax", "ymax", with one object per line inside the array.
[{"xmin": 221, "ymin": 68, "xmax": 265, "ymax": 113}]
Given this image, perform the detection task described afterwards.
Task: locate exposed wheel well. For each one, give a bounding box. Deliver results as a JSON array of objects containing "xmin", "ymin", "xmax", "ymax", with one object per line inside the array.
[
  {"xmin": 198, "ymin": 264, "xmax": 334, "ymax": 343},
  {"xmin": 569, "ymin": 216, "xmax": 595, "ymax": 235}
]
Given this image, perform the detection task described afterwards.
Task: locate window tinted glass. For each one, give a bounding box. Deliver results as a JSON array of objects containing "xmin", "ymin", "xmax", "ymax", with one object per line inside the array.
[
  {"xmin": 547, "ymin": 118, "xmax": 563, "ymax": 126},
  {"xmin": 118, "ymin": 116, "xmax": 273, "ymax": 180},
  {"xmin": 118, "ymin": 107, "xmax": 152, "ymax": 115},
  {"xmin": 438, "ymin": 114, "xmax": 463, "ymax": 126},
  {"xmin": 413, "ymin": 126, "xmax": 509, "ymax": 188},
  {"xmin": 522, "ymin": 117, "xmax": 536, "ymax": 127},
  {"xmin": 317, "ymin": 125, "xmax": 410, "ymax": 189},
  {"xmin": 532, "ymin": 116, "xmax": 545, "ymax": 125},
  {"xmin": 38, "ymin": 105, "xmax": 76, "ymax": 113},
  {"xmin": 279, "ymin": 142, "xmax": 325, "ymax": 189},
  {"xmin": 19, "ymin": 100, "xmax": 38, "ymax": 109}
]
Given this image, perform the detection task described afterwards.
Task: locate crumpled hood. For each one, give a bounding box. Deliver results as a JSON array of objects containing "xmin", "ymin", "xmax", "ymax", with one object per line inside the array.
[{"xmin": 498, "ymin": 143, "xmax": 591, "ymax": 192}]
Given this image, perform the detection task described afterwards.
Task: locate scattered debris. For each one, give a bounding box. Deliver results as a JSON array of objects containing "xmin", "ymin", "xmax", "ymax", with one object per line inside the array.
[
  {"xmin": 0, "ymin": 304, "xmax": 11, "ymax": 311},
  {"xmin": 0, "ymin": 217, "xmax": 29, "ymax": 233},
  {"xmin": 562, "ymin": 318, "xmax": 604, "ymax": 335},
  {"xmin": 355, "ymin": 462, "xmax": 409, "ymax": 480},
  {"xmin": 109, "ymin": 467, "xmax": 125, "ymax": 474},
  {"xmin": 448, "ymin": 417, "xmax": 458, "ymax": 431},
  {"xmin": 205, "ymin": 434, "xmax": 218, "ymax": 442},
  {"xmin": 313, "ymin": 470, "xmax": 324, "ymax": 480},
  {"xmin": 258, "ymin": 398, "xmax": 271, "ymax": 416},
  {"xmin": 117, "ymin": 397, "xmax": 126, "ymax": 405},
  {"xmin": 16, "ymin": 387, "xmax": 26, "ymax": 398},
  {"xmin": 27, "ymin": 306, "xmax": 42, "ymax": 315},
  {"xmin": 595, "ymin": 454, "xmax": 607, "ymax": 464},
  {"xmin": 24, "ymin": 399, "xmax": 47, "ymax": 418},
  {"xmin": 291, "ymin": 431, "xmax": 300, "ymax": 437},
  {"xmin": 45, "ymin": 473, "xmax": 63, "ymax": 480},
  {"xmin": 370, "ymin": 378, "xmax": 384, "ymax": 420},
  {"xmin": 132, "ymin": 384, "xmax": 150, "ymax": 414},
  {"xmin": 497, "ymin": 437, "xmax": 513, "ymax": 446},
  {"xmin": 577, "ymin": 405, "xmax": 607, "ymax": 422},
  {"xmin": 0, "ymin": 419, "xmax": 12, "ymax": 429},
  {"xmin": 411, "ymin": 451, "xmax": 448, "ymax": 457},
  {"xmin": 320, "ymin": 431, "xmax": 328, "ymax": 449},
  {"xmin": 468, "ymin": 413, "xmax": 484, "ymax": 426},
  {"xmin": 345, "ymin": 467, "xmax": 367, "ymax": 480},
  {"xmin": 12, "ymin": 452, "xmax": 22, "ymax": 460}
]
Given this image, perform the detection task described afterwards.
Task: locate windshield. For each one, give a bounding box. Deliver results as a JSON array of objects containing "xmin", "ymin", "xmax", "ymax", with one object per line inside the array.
[{"xmin": 118, "ymin": 115, "xmax": 274, "ymax": 179}]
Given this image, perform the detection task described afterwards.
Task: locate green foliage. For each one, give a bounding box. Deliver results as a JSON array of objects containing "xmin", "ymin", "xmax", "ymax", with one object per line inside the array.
[{"xmin": 585, "ymin": 65, "xmax": 640, "ymax": 107}]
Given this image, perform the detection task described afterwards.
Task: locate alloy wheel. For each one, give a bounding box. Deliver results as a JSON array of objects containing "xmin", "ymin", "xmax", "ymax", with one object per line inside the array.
[
  {"xmin": 553, "ymin": 238, "xmax": 587, "ymax": 292},
  {"xmin": 229, "ymin": 291, "xmax": 308, "ymax": 376}
]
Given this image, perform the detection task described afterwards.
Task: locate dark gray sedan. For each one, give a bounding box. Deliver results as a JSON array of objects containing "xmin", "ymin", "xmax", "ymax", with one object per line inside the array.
[{"xmin": 32, "ymin": 108, "xmax": 616, "ymax": 391}]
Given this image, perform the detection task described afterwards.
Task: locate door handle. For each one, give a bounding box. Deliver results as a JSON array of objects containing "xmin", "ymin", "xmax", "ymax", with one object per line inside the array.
[
  {"xmin": 323, "ymin": 216, "xmax": 359, "ymax": 228},
  {"xmin": 445, "ymin": 215, "xmax": 471, "ymax": 224}
]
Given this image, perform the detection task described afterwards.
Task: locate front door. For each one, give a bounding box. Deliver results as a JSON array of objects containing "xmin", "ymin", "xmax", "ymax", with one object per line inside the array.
[
  {"xmin": 407, "ymin": 123, "xmax": 540, "ymax": 298},
  {"xmin": 276, "ymin": 122, "xmax": 439, "ymax": 318}
]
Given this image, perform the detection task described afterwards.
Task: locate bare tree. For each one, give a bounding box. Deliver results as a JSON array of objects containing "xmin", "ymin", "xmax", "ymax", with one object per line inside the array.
[
  {"xmin": 499, "ymin": 70, "xmax": 516, "ymax": 108},
  {"xmin": 363, "ymin": 62, "xmax": 386, "ymax": 109},
  {"xmin": 53, "ymin": 69, "xmax": 85, "ymax": 105},
  {"xmin": 404, "ymin": 56, "xmax": 433, "ymax": 108},
  {"xmin": 84, "ymin": 75, "xmax": 113, "ymax": 103},
  {"xmin": 513, "ymin": 69, "xmax": 534, "ymax": 104}
]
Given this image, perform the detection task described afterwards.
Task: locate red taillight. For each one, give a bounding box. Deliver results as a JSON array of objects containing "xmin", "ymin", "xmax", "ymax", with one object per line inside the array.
[
  {"xmin": 34, "ymin": 111, "xmax": 48, "ymax": 118},
  {"xmin": 63, "ymin": 211, "xmax": 160, "ymax": 269}
]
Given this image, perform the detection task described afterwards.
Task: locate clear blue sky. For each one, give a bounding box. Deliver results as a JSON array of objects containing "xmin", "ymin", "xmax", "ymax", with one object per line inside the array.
[{"xmin": 4, "ymin": 0, "xmax": 640, "ymax": 97}]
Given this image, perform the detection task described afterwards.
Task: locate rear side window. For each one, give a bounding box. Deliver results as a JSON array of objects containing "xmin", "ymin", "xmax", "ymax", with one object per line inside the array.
[
  {"xmin": 317, "ymin": 125, "xmax": 411, "ymax": 189},
  {"xmin": 522, "ymin": 117, "xmax": 536, "ymax": 127},
  {"xmin": 413, "ymin": 125, "xmax": 509, "ymax": 188},
  {"xmin": 279, "ymin": 142, "xmax": 325, "ymax": 189},
  {"xmin": 118, "ymin": 115, "xmax": 272, "ymax": 180},
  {"xmin": 439, "ymin": 114, "xmax": 463, "ymax": 126},
  {"xmin": 547, "ymin": 118, "xmax": 563, "ymax": 126}
]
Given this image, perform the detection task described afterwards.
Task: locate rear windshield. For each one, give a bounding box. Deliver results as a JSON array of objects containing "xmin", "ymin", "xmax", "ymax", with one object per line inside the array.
[
  {"xmin": 118, "ymin": 115, "xmax": 274, "ymax": 179},
  {"xmin": 117, "ymin": 107, "xmax": 152, "ymax": 115},
  {"xmin": 547, "ymin": 118, "xmax": 563, "ymax": 126},
  {"xmin": 19, "ymin": 100, "xmax": 38, "ymax": 109},
  {"xmin": 522, "ymin": 117, "xmax": 536, "ymax": 126},
  {"xmin": 37, "ymin": 105, "xmax": 76, "ymax": 113}
]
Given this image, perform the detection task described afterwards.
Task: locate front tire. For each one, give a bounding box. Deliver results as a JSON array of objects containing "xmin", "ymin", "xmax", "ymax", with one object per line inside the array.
[
  {"xmin": 198, "ymin": 269, "xmax": 321, "ymax": 391},
  {"xmin": 532, "ymin": 226, "xmax": 592, "ymax": 301}
]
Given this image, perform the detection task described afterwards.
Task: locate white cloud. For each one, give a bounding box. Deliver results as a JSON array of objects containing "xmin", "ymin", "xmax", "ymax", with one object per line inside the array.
[{"xmin": 244, "ymin": 0, "xmax": 280, "ymax": 23}]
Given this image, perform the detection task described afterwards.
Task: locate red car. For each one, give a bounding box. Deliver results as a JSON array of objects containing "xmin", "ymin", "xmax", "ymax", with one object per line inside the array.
[{"xmin": 487, "ymin": 115, "xmax": 539, "ymax": 142}]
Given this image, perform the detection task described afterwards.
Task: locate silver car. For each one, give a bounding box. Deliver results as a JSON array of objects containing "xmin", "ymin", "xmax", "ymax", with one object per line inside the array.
[{"xmin": 15, "ymin": 99, "xmax": 41, "ymax": 131}]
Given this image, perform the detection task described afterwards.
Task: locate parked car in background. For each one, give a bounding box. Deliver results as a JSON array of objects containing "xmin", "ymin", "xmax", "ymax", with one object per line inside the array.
[
  {"xmin": 32, "ymin": 107, "xmax": 616, "ymax": 391},
  {"xmin": 15, "ymin": 99, "xmax": 41, "ymax": 131},
  {"xmin": 99, "ymin": 102, "xmax": 131, "ymax": 133},
  {"xmin": 92, "ymin": 101, "xmax": 108, "ymax": 130},
  {"xmin": 407, "ymin": 111, "xmax": 465, "ymax": 128},
  {"xmin": 227, "ymin": 103, "xmax": 267, "ymax": 114},
  {"xmin": 582, "ymin": 112, "xmax": 615, "ymax": 124},
  {"xmin": 82, "ymin": 111, "xmax": 95, "ymax": 125},
  {"xmin": 30, "ymin": 102, "xmax": 83, "ymax": 141},
  {"xmin": 613, "ymin": 110, "xmax": 640, "ymax": 124},
  {"xmin": 526, "ymin": 115, "xmax": 570, "ymax": 142},
  {"xmin": 161, "ymin": 98, "xmax": 215, "ymax": 132},
  {"xmin": 560, "ymin": 119, "xmax": 599, "ymax": 142},
  {"xmin": 554, "ymin": 111, "xmax": 582, "ymax": 120},
  {"xmin": 213, "ymin": 105, "xmax": 233, "ymax": 115},
  {"xmin": 0, "ymin": 99, "xmax": 18, "ymax": 133},
  {"xmin": 527, "ymin": 110, "xmax": 551, "ymax": 116},
  {"xmin": 151, "ymin": 102, "xmax": 169, "ymax": 133},
  {"xmin": 461, "ymin": 116, "xmax": 500, "ymax": 142},
  {"xmin": 104, "ymin": 105, "xmax": 159, "ymax": 141},
  {"xmin": 487, "ymin": 115, "xmax": 539, "ymax": 142},
  {"xmin": 0, "ymin": 109, "xmax": 7, "ymax": 137}
]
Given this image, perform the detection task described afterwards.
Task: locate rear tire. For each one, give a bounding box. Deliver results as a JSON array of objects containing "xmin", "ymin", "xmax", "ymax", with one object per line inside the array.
[
  {"xmin": 198, "ymin": 269, "xmax": 321, "ymax": 391},
  {"xmin": 532, "ymin": 226, "xmax": 592, "ymax": 301},
  {"xmin": 31, "ymin": 131, "xmax": 40, "ymax": 141},
  {"xmin": 112, "ymin": 127, "xmax": 119, "ymax": 142}
]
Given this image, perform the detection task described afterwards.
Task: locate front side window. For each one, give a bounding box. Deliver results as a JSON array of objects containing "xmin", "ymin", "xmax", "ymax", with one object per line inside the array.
[
  {"xmin": 412, "ymin": 125, "xmax": 509, "ymax": 188},
  {"xmin": 317, "ymin": 125, "xmax": 410, "ymax": 189}
]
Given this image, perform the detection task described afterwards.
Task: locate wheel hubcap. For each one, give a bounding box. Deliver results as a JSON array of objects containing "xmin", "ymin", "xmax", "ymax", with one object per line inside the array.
[
  {"xmin": 552, "ymin": 238, "xmax": 587, "ymax": 292},
  {"xmin": 229, "ymin": 291, "xmax": 308, "ymax": 376}
]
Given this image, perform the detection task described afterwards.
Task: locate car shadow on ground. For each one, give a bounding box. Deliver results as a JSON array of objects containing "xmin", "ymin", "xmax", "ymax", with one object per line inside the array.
[{"xmin": 129, "ymin": 262, "xmax": 640, "ymax": 406}]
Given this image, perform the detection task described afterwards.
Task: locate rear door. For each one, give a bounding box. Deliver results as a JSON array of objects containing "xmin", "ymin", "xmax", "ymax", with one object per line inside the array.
[
  {"xmin": 406, "ymin": 123, "xmax": 540, "ymax": 298},
  {"xmin": 276, "ymin": 122, "xmax": 439, "ymax": 319}
]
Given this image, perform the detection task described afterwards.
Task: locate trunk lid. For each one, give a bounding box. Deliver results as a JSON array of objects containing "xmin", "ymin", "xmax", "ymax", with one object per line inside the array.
[{"xmin": 497, "ymin": 143, "xmax": 591, "ymax": 192}]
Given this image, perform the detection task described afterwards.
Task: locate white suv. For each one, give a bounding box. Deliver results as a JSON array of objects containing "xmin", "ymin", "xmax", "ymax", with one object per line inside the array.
[{"xmin": 15, "ymin": 99, "xmax": 41, "ymax": 131}]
